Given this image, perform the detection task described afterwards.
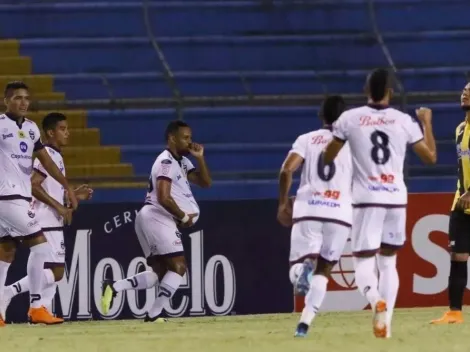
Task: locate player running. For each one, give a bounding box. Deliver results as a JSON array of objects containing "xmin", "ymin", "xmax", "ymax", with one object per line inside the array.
[
  {"xmin": 3, "ymin": 112, "xmax": 92, "ymax": 323},
  {"xmin": 0, "ymin": 82, "xmax": 78, "ymax": 326},
  {"xmin": 278, "ymin": 95, "xmax": 353, "ymax": 337},
  {"xmin": 323, "ymin": 69, "xmax": 437, "ymax": 338},
  {"xmin": 101, "ymin": 120, "xmax": 211, "ymax": 322}
]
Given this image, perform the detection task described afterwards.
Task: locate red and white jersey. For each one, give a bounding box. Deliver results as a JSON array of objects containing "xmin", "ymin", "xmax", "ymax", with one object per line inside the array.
[
  {"xmin": 290, "ymin": 127, "xmax": 353, "ymax": 226},
  {"xmin": 332, "ymin": 105, "xmax": 423, "ymax": 205},
  {"xmin": 32, "ymin": 145, "xmax": 65, "ymax": 228},
  {"xmin": 145, "ymin": 149, "xmax": 199, "ymax": 224},
  {"xmin": 0, "ymin": 114, "xmax": 43, "ymax": 200}
]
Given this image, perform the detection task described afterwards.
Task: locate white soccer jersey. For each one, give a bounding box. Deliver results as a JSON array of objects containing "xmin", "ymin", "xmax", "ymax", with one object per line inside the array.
[
  {"xmin": 0, "ymin": 114, "xmax": 43, "ymax": 200},
  {"xmin": 32, "ymin": 145, "xmax": 66, "ymax": 229},
  {"xmin": 291, "ymin": 127, "xmax": 353, "ymax": 226},
  {"xmin": 145, "ymin": 149, "xmax": 199, "ymax": 224},
  {"xmin": 332, "ymin": 104, "xmax": 423, "ymax": 205}
]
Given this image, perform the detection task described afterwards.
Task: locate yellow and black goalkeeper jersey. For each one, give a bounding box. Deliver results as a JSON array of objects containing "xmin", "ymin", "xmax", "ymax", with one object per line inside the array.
[{"xmin": 452, "ymin": 121, "xmax": 470, "ymax": 214}]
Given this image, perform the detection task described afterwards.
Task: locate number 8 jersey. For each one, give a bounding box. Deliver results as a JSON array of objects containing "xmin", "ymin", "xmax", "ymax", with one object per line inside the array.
[
  {"xmin": 332, "ymin": 105, "xmax": 424, "ymax": 206},
  {"xmin": 291, "ymin": 127, "xmax": 353, "ymax": 227}
]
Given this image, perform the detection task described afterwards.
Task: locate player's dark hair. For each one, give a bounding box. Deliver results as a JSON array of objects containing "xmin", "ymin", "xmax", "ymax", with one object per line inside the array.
[
  {"xmin": 320, "ymin": 95, "xmax": 346, "ymax": 125},
  {"xmin": 42, "ymin": 112, "xmax": 67, "ymax": 133},
  {"xmin": 165, "ymin": 120, "xmax": 190, "ymax": 141},
  {"xmin": 4, "ymin": 81, "xmax": 29, "ymax": 98},
  {"xmin": 366, "ymin": 68, "xmax": 392, "ymax": 102}
]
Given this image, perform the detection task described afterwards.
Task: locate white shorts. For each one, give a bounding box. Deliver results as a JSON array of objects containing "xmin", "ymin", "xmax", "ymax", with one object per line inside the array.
[
  {"xmin": 351, "ymin": 207, "xmax": 406, "ymax": 254},
  {"xmin": 0, "ymin": 199, "xmax": 42, "ymax": 239},
  {"xmin": 135, "ymin": 205, "xmax": 184, "ymax": 259},
  {"xmin": 289, "ymin": 220, "xmax": 351, "ymax": 263},
  {"xmin": 43, "ymin": 230, "xmax": 65, "ymax": 264}
]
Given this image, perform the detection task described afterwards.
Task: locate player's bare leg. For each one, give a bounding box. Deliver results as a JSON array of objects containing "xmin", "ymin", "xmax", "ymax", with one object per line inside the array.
[
  {"xmin": 0, "ymin": 239, "xmax": 17, "ymax": 326},
  {"xmin": 430, "ymin": 252, "xmax": 467, "ymax": 325},
  {"xmin": 101, "ymin": 256, "xmax": 162, "ymax": 315},
  {"xmin": 295, "ymin": 257, "xmax": 333, "ymax": 337},
  {"xmin": 22, "ymin": 234, "xmax": 62, "ymax": 325},
  {"xmin": 377, "ymin": 245, "xmax": 400, "ymax": 338},
  {"xmin": 145, "ymin": 255, "xmax": 186, "ymax": 322},
  {"xmin": 353, "ymin": 251, "xmax": 387, "ymax": 338}
]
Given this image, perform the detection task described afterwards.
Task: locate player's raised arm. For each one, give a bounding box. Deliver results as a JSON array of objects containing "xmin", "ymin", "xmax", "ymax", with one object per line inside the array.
[
  {"xmin": 187, "ymin": 143, "xmax": 212, "ymax": 188},
  {"xmin": 411, "ymin": 107, "xmax": 437, "ymax": 164},
  {"xmin": 323, "ymin": 111, "xmax": 348, "ymax": 165},
  {"xmin": 34, "ymin": 148, "xmax": 78, "ymax": 210}
]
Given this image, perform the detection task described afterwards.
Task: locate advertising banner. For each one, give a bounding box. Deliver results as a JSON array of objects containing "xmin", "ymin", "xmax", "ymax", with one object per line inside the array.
[{"xmin": 4, "ymin": 194, "xmax": 463, "ymax": 323}]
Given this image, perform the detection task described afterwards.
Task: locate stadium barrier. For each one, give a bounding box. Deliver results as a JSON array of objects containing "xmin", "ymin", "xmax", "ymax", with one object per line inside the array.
[{"xmin": 4, "ymin": 193, "xmax": 463, "ymax": 323}]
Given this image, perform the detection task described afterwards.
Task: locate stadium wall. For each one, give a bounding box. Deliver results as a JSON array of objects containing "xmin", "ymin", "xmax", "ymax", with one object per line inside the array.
[{"xmin": 4, "ymin": 193, "xmax": 464, "ymax": 323}]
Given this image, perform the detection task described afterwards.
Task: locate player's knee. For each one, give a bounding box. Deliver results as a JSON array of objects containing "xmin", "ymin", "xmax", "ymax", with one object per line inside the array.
[
  {"xmin": 315, "ymin": 257, "xmax": 335, "ymax": 277},
  {"xmin": 451, "ymin": 252, "xmax": 469, "ymax": 262},
  {"xmin": 0, "ymin": 240, "xmax": 17, "ymax": 263},
  {"xmin": 166, "ymin": 257, "xmax": 187, "ymax": 276},
  {"xmin": 52, "ymin": 266, "xmax": 65, "ymax": 282}
]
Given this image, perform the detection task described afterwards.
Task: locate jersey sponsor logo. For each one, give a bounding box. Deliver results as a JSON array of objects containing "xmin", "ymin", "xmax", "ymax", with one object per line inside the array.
[
  {"xmin": 18, "ymin": 130, "xmax": 25, "ymax": 139},
  {"xmin": 359, "ymin": 115, "xmax": 395, "ymax": 127},
  {"xmin": 368, "ymin": 184, "xmax": 400, "ymax": 192},
  {"xmin": 161, "ymin": 159, "xmax": 171, "ymax": 175},
  {"xmin": 307, "ymin": 199, "xmax": 340, "ymax": 208},
  {"xmin": 2, "ymin": 133, "xmax": 13, "ymax": 140},
  {"xmin": 19, "ymin": 141, "xmax": 28, "ymax": 153},
  {"xmin": 29, "ymin": 130, "xmax": 35, "ymax": 140}
]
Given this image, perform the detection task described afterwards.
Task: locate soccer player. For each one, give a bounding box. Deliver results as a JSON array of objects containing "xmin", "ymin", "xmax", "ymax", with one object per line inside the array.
[
  {"xmin": 431, "ymin": 83, "xmax": 470, "ymax": 324},
  {"xmin": 278, "ymin": 95, "xmax": 353, "ymax": 337},
  {"xmin": 3, "ymin": 112, "xmax": 93, "ymax": 323},
  {"xmin": 0, "ymin": 82, "xmax": 78, "ymax": 326},
  {"xmin": 323, "ymin": 69, "xmax": 437, "ymax": 338},
  {"xmin": 101, "ymin": 120, "xmax": 211, "ymax": 321}
]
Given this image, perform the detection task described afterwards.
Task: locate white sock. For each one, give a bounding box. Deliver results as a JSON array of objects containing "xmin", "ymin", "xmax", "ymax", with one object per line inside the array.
[
  {"xmin": 148, "ymin": 271, "xmax": 182, "ymax": 318},
  {"xmin": 354, "ymin": 256, "xmax": 381, "ymax": 306},
  {"xmin": 28, "ymin": 243, "xmax": 50, "ymax": 308},
  {"xmin": 289, "ymin": 264, "xmax": 303, "ymax": 285},
  {"xmin": 41, "ymin": 282, "xmax": 58, "ymax": 312},
  {"xmin": 377, "ymin": 254, "xmax": 399, "ymax": 336},
  {"xmin": 7, "ymin": 269, "xmax": 55, "ymax": 300},
  {"xmin": 300, "ymin": 275, "xmax": 328, "ymax": 325},
  {"xmin": 0, "ymin": 261, "xmax": 10, "ymax": 318},
  {"xmin": 113, "ymin": 271, "xmax": 159, "ymax": 293}
]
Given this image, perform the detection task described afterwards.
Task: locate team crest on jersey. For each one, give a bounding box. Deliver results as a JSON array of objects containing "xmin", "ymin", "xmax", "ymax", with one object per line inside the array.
[
  {"xmin": 18, "ymin": 130, "xmax": 25, "ymax": 139},
  {"xmin": 161, "ymin": 159, "xmax": 172, "ymax": 175},
  {"xmin": 29, "ymin": 130, "xmax": 35, "ymax": 140},
  {"xmin": 19, "ymin": 142, "xmax": 28, "ymax": 153}
]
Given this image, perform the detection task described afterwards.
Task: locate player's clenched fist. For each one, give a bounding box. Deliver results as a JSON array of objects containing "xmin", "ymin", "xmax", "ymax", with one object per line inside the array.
[{"xmin": 415, "ymin": 107, "xmax": 432, "ymax": 124}]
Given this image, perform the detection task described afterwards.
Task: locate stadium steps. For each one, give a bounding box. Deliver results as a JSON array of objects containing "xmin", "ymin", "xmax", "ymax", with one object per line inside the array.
[{"xmin": 0, "ymin": 39, "xmax": 134, "ymax": 180}]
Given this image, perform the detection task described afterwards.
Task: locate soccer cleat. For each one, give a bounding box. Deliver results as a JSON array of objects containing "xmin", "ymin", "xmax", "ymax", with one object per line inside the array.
[
  {"xmin": 28, "ymin": 306, "xmax": 64, "ymax": 325},
  {"xmin": 430, "ymin": 310, "xmax": 464, "ymax": 325},
  {"xmin": 294, "ymin": 322, "xmax": 309, "ymax": 337},
  {"xmin": 144, "ymin": 313, "xmax": 168, "ymax": 323},
  {"xmin": 101, "ymin": 279, "xmax": 117, "ymax": 315},
  {"xmin": 296, "ymin": 260, "xmax": 315, "ymax": 296},
  {"xmin": 373, "ymin": 300, "xmax": 388, "ymax": 338}
]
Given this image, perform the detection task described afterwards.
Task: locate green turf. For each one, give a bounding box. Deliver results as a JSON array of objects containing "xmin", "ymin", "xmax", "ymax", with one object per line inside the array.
[{"xmin": 1, "ymin": 307, "xmax": 468, "ymax": 352}]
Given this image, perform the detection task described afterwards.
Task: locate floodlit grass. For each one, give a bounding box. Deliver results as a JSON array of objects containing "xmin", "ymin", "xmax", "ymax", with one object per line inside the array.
[{"xmin": 2, "ymin": 307, "xmax": 468, "ymax": 352}]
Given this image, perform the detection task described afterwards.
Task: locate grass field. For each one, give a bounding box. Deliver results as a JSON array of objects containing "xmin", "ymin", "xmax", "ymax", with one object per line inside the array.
[{"xmin": 1, "ymin": 307, "xmax": 469, "ymax": 352}]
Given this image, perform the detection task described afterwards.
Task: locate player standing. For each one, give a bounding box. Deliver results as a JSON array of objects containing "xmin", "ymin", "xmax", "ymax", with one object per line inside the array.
[
  {"xmin": 101, "ymin": 120, "xmax": 211, "ymax": 321},
  {"xmin": 278, "ymin": 95, "xmax": 353, "ymax": 337},
  {"xmin": 0, "ymin": 82, "xmax": 78, "ymax": 326},
  {"xmin": 3, "ymin": 112, "xmax": 92, "ymax": 323},
  {"xmin": 323, "ymin": 69, "xmax": 437, "ymax": 338},
  {"xmin": 431, "ymin": 83, "xmax": 470, "ymax": 324}
]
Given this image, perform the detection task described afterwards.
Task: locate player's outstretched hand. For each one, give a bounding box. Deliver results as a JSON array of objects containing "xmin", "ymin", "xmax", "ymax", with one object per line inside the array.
[
  {"xmin": 189, "ymin": 143, "xmax": 204, "ymax": 158},
  {"xmin": 457, "ymin": 191, "xmax": 470, "ymax": 210},
  {"xmin": 75, "ymin": 184, "xmax": 94, "ymax": 201},
  {"xmin": 415, "ymin": 107, "xmax": 432, "ymax": 124},
  {"xmin": 277, "ymin": 202, "xmax": 293, "ymax": 228}
]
